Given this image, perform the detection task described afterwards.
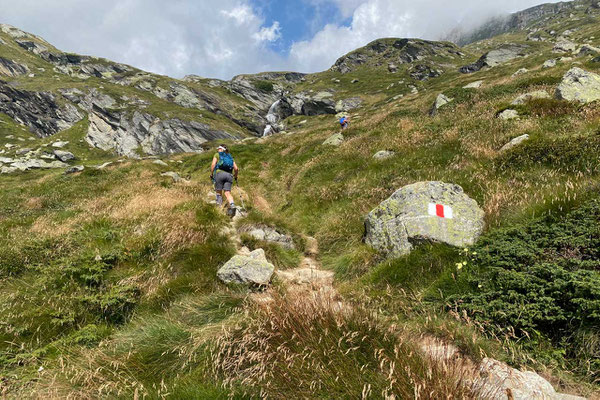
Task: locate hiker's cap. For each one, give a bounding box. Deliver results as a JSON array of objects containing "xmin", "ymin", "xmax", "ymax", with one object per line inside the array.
[{"xmin": 217, "ymin": 145, "xmax": 227, "ymax": 151}]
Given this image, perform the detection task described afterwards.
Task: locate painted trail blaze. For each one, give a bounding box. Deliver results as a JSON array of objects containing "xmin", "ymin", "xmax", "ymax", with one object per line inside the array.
[{"xmin": 428, "ymin": 203, "xmax": 453, "ymax": 219}]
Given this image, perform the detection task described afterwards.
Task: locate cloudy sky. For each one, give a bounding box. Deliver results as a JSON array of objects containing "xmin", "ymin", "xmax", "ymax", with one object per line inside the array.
[{"xmin": 0, "ymin": 0, "xmax": 560, "ymax": 80}]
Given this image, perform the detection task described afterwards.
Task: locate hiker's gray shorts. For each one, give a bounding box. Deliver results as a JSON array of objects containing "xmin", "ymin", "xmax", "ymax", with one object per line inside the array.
[{"xmin": 215, "ymin": 172, "xmax": 233, "ymax": 191}]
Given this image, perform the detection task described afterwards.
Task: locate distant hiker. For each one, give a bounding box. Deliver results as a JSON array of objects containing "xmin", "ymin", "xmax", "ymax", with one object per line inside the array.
[
  {"xmin": 211, "ymin": 144, "xmax": 239, "ymax": 216},
  {"xmin": 339, "ymin": 116, "xmax": 350, "ymax": 130}
]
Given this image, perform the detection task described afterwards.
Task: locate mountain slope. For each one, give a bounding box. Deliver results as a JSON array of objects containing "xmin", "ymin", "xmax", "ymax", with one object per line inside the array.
[{"xmin": 1, "ymin": 0, "xmax": 600, "ymax": 397}]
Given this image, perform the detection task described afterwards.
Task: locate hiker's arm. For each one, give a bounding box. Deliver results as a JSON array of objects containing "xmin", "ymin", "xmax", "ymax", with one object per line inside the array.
[
  {"xmin": 233, "ymin": 162, "xmax": 239, "ymax": 179},
  {"xmin": 210, "ymin": 157, "xmax": 217, "ymax": 176}
]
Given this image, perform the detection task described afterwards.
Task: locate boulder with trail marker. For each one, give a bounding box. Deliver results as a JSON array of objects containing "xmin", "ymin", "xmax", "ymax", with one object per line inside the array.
[{"xmin": 364, "ymin": 181, "xmax": 485, "ymax": 258}]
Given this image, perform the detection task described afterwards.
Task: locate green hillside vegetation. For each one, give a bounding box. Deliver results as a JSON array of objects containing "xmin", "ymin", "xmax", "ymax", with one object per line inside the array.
[{"xmin": 1, "ymin": 1, "xmax": 600, "ymax": 397}]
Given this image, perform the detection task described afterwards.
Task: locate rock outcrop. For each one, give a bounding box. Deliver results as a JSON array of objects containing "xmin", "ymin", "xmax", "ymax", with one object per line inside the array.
[
  {"xmin": 0, "ymin": 81, "xmax": 82, "ymax": 137},
  {"xmin": 498, "ymin": 109, "xmax": 519, "ymax": 120},
  {"xmin": 217, "ymin": 249, "xmax": 275, "ymax": 286},
  {"xmin": 364, "ymin": 182, "xmax": 485, "ymax": 258},
  {"xmin": 86, "ymin": 107, "xmax": 236, "ymax": 157},
  {"xmin": 460, "ymin": 44, "xmax": 528, "ymax": 73},
  {"xmin": 556, "ymin": 67, "xmax": 600, "ymax": 104},
  {"xmin": 331, "ymin": 38, "xmax": 464, "ymax": 74},
  {"xmin": 373, "ymin": 150, "xmax": 395, "ymax": 160},
  {"xmin": 0, "ymin": 57, "xmax": 29, "ymax": 77},
  {"xmin": 410, "ymin": 64, "xmax": 443, "ymax": 81}
]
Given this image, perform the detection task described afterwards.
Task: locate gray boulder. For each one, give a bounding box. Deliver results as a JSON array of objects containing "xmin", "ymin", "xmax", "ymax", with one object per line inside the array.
[
  {"xmin": 153, "ymin": 160, "xmax": 168, "ymax": 167},
  {"xmin": 323, "ymin": 133, "xmax": 344, "ymax": 146},
  {"xmin": 553, "ymin": 38, "xmax": 577, "ymax": 53},
  {"xmin": 556, "ymin": 67, "xmax": 600, "ymax": 103},
  {"xmin": 161, "ymin": 171, "xmax": 182, "ymax": 182},
  {"xmin": 364, "ymin": 181, "xmax": 485, "ymax": 258},
  {"xmin": 498, "ymin": 109, "xmax": 519, "ymax": 120},
  {"xmin": 460, "ymin": 44, "xmax": 527, "ymax": 73},
  {"xmin": 429, "ymin": 94, "xmax": 453, "ymax": 116},
  {"xmin": 53, "ymin": 150, "xmax": 75, "ymax": 162},
  {"xmin": 217, "ymin": 249, "xmax": 275, "ymax": 286},
  {"xmin": 500, "ymin": 134, "xmax": 530, "ymax": 152},
  {"xmin": 511, "ymin": 90, "xmax": 551, "ymax": 105},
  {"xmin": 65, "ymin": 165, "xmax": 84, "ymax": 174},
  {"xmin": 463, "ymin": 80, "xmax": 483, "ymax": 89},
  {"xmin": 245, "ymin": 226, "xmax": 295, "ymax": 250},
  {"xmin": 576, "ymin": 44, "xmax": 600, "ymax": 57},
  {"xmin": 373, "ymin": 150, "xmax": 395, "ymax": 160},
  {"xmin": 543, "ymin": 59, "xmax": 557, "ymax": 68}
]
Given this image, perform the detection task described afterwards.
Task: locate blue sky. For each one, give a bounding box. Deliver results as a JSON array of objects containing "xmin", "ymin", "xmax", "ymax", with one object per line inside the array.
[{"xmin": 0, "ymin": 0, "xmax": 561, "ymax": 80}]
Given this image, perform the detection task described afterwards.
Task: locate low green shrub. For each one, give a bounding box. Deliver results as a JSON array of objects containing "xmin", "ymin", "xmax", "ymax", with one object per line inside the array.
[{"xmin": 444, "ymin": 196, "xmax": 600, "ymax": 380}]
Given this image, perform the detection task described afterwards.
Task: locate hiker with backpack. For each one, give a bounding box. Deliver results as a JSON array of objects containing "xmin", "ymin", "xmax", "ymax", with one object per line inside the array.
[
  {"xmin": 339, "ymin": 115, "xmax": 350, "ymax": 130},
  {"xmin": 210, "ymin": 144, "xmax": 239, "ymax": 216}
]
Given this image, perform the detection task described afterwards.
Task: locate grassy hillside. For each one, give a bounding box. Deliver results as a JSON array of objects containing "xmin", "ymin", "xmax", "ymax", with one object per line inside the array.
[{"xmin": 1, "ymin": 1, "xmax": 600, "ymax": 398}]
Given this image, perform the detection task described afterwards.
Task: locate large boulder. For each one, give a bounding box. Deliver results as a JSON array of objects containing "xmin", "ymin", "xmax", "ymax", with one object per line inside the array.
[
  {"xmin": 217, "ymin": 249, "xmax": 275, "ymax": 286},
  {"xmin": 460, "ymin": 44, "xmax": 527, "ymax": 73},
  {"xmin": 335, "ymin": 97, "xmax": 362, "ymax": 113},
  {"xmin": 555, "ymin": 67, "xmax": 600, "ymax": 103},
  {"xmin": 410, "ymin": 64, "xmax": 443, "ymax": 81},
  {"xmin": 364, "ymin": 182, "xmax": 485, "ymax": 258},
  {"xmin": 553, "ymin": 38, "xmax": 577, "ymax": 53}
]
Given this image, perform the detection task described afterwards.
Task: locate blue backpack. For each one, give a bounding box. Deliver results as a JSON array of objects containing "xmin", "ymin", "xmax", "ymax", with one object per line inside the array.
[{"xmin": 217, "ymin": 152, "xmax": 234, "ymax": 173}]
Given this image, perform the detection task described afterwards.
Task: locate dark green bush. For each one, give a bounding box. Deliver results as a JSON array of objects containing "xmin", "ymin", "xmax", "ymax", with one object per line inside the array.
[
  {"xmin": 254, "ymin": 80, "xmax": 274, "ymax": 93},
  {"xmin": 445, "ymin": 197, "xmax": 600, "ymax": 379}
]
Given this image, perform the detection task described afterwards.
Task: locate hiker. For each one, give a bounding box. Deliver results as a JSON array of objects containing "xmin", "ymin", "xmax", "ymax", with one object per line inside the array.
[
  {"xmin": 339, "ymin": 115, "xmax": 350, "ymax": 130},
  {"xmin": 210, "ymin": 144, "xmax": 239, "ymax": 216}
]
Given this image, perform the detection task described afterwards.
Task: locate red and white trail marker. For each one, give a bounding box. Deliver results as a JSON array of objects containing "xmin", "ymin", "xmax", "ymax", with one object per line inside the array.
[{"xmin": 428, "ymin": 203, "xmax": 453, "ymax": 219}]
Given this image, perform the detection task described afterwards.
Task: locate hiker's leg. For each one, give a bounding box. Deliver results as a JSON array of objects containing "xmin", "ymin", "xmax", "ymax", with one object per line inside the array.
[
  {"xmin": 224, "ymin": 190, "xmax": 234, "ymax": 204},
  {"xmin": 215, "ymin": 190, "xmax": 223, "ymax": 205}
]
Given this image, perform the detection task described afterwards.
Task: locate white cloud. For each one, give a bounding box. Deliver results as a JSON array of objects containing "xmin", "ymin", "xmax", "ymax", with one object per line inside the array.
[
  {"xmin": 289, "ymin": 0, "xmax": 563, "ymax": 73},
  {"xmin": 252, "ymin": 22, "xmax": 282, "ymax": 43},
  {"xmin": 0, "ymin": 0, "xmax": 563, "ymax": 79},
  {"xmin": 0, "ymin": 0, "xmax": 287, "ymax": 79}
]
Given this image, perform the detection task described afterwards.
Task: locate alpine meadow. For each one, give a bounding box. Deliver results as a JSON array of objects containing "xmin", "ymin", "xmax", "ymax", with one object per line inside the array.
[{"xmin": 1, "ymin": 1, "xmax": 600, "ymax": 399}]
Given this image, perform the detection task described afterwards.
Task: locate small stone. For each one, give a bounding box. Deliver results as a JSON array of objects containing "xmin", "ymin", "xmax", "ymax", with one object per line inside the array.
[
  {"xmin": 500, "ymin": 134, "xmax": 530, "ymax": 152},
  {"xmin": 351, "ymin": 79, "xmax": 359, "ymax": 83},
  {"xmin": 498, "ymin": 109, "xmax": 519, "ymax": 120},
  {"xmin": 463, "ymin": 80, "xmax": 483, "ymax": 89},
  {"xmin": 512, "ymin": 68, "xmax": 529, "ymax": 77},
  {"xmin": 65, "ymin": 165, "xmax": 84, "ymax": 174},
  {"xmin": 160, "ymin": 171, "xmax": 181, "ymax": 182},
  {"xmin": 543, "ymin": 59, "xmax": 557, "ymax": 68},
  {"xmin": 15, "ymin": 148, "xmax": 32, "ymax": 156},
  {"xmin": 429, "ymin": 94, "xmax": 453, "ymax": 116},
  {"xmin": 373, "ymin": 150, "xmax": 395, "ymax": 160},
  {"xmin": 53, "ymin": 150, "xmax": 75, "ymax": 162},
  {"xmin": 388, "ymin": 63, "xmax": 398, "ymax": 73},
  {"xmin": 511, "ymin": 90, "xmax": 551, "ymax": 105},
  {"xmin": 51, "ymin": 141, "xmax": 69, "ymax": 148},
  {"xmin": 153, "ymin": 160, "xmax": 168, "ymax": 167}
]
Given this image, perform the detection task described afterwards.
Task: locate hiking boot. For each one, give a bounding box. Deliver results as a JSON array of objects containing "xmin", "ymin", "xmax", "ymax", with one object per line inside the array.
[{"xmin": 227, "ymin": 205, "xmax": 237, "ymax": 218}]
